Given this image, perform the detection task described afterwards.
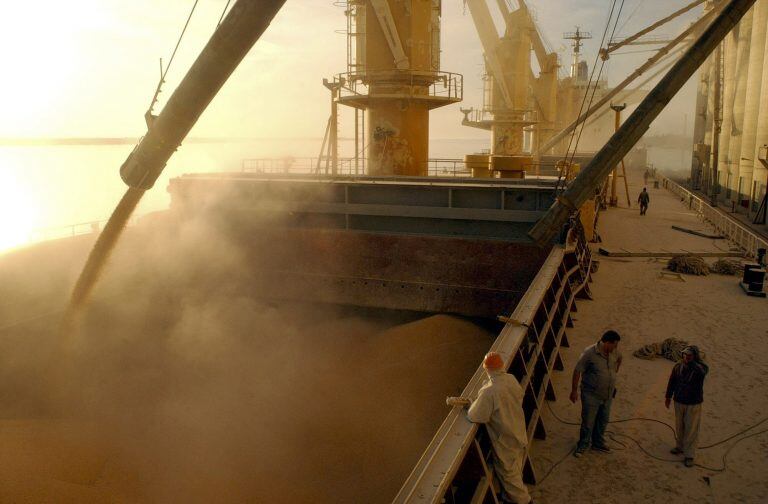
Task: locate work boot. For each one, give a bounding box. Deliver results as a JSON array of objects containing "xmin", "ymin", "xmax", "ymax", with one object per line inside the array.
[
  {"xmin": 573, "ymin": 446, "xmax": 586, "ymax": 458},
  {"xmin": 670, "ymin": 447, "xmax": 683, "ymax": 455},
  {"xmin": 591, "ymin": 444, "xmax": 611, "ymax": 453},
  {"xmin": 684, "ymin": 458, "xmax": 694, "ymax": 468}
]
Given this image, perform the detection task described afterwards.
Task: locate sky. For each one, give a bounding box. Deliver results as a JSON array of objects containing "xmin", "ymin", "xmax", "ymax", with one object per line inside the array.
[{"xmin": 0, "ymin": 0, "xmax": 704, "ymax": 141}]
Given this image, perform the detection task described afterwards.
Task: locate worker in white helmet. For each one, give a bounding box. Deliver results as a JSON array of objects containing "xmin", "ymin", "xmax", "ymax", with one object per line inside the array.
[{"xmin": 467, "ymin": 351, "xmax": 531, "ymax": 504}]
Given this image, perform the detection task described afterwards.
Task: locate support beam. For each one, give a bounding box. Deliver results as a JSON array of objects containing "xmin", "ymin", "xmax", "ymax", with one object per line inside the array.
[
  {"xmin": 712, "ymin": 42, "xmax": 723, "ymax": 205},
  {"xmin": 738, "ymin": 0, "xmax": 768, "ymax": 209},
  {"xmin": 753, "ymin": 7, "xmax": 768, "ymax": 210},
  {"xmin": 718, "ymin": 20, "xmax": 740, "ymax": 196},
  {"xmin": 369, "ymin": 0, "xmax": 410, "ymax": 70},
  {"xmin": 727, "ymin": 9, "xmax": 754, "ymax": 199}
]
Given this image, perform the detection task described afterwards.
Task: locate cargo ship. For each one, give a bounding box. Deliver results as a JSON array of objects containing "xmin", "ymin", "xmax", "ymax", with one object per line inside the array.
[{"xmin": 0, "ymin": 0, "xmax": 756, "ymax": 502}]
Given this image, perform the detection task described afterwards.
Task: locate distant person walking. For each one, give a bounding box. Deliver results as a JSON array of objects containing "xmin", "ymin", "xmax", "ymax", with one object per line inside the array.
[
  {"xmin": 665, "ymin": 345, "xmax": 708, "ymax": 467},
  {"xmin": 638, "ymin": 187, "xmax": 650, "ymax": 215},
  {"xmin": 570, "ymin": 330, "xmax": 623, "ymax": 457},
  {"xmin": 468, "ymin": 352, "xmax": 531, "ymax": 504}
]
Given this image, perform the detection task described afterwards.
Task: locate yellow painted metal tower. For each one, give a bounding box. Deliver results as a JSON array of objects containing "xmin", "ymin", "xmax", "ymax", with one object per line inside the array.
[
  {"xmin": 461, "ymin": 0, "xmax": 558, "ymax": 178},
  {"xmin": 461, "ymin": 0, "xmax": 539, "ymax": 155},
  {"xmin": 333, "ymin": 0, "xmax": 462, "ymax": 176}
]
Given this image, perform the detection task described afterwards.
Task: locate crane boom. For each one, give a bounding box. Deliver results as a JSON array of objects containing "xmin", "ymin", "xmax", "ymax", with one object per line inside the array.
[
  {"xmin": 518, "ymin": 0, "xmax": 553, "ymax": 70},
  {"xmin": 465, "ymin": 0, "xmax": 515, "ymax": 109}
]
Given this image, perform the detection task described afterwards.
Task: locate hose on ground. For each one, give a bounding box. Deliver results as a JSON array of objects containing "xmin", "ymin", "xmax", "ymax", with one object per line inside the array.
[{"xmin": 537, "ymin": 400, "xmax": 768, "ymax": 483}]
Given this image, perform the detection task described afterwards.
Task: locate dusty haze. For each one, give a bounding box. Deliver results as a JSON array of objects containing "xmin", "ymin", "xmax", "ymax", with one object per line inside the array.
[{"xmin": 0, "ymin": 206, "xmax": 494, "ymax": 503}]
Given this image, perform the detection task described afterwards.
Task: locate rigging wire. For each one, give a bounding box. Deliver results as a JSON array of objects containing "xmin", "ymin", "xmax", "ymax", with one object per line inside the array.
[
  {"xmin": 565, "ymin": 0, "xmax": 619, "ymax": 152},
  {"xmin": 217, "ymin": 0, "xmax": 233, "ymax": 28},
  {"xmin": 554, "ymin": 0, "xmax": 620, "ymax": 194},
  {"xmin": 566, "ymin": 0, "xmax": 626, "ymax": 168},
  {"xmin": 618, "ymin": 0, "xmax": 645, "ymax": 34},
  {"xmin": 611, "ymin": 48, "xmax": 663, "ymax": 56},
  {"xmin": 146, "ymin": 0, "xmax": 201, "ymax": 120}
]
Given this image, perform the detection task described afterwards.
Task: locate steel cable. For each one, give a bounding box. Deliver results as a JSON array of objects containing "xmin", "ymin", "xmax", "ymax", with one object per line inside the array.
[
  {"xmin": 146, "ymin": 0, "xmax": 201, "ymax": 116},
  {"xmin": 540, "ymin": 400, "xmax": 768, "ymax": 480},
  {"xmin": 556, "ymin": 0, "xmax": 625, "ymax": 195}
]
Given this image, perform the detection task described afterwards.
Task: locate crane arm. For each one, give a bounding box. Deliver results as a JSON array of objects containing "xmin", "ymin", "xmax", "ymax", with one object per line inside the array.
[
  {"xmin": 517, "ymin": 0, "xmax": 555, "ymax": 71},
  {"xmin": 369, "ymin": 0, "xmax": 410, "ymax": 70},
  {"xmin": 465, "ymin": 0, "xmax": 515, "ymax": 108}
]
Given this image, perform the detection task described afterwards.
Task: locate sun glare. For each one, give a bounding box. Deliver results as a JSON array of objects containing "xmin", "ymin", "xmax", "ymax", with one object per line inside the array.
[
  {"xmin": 0, "ymin": 3, "xmax": 84, "ymax": 136},
  {"xmin": 0, "ymin": 167, "xmax": 40, "ymax": 253}
]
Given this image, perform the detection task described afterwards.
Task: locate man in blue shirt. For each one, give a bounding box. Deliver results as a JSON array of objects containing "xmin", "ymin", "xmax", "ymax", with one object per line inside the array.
[{"xmin": 570, "ymin": 330, "xmax": 623, "ymax": 457}]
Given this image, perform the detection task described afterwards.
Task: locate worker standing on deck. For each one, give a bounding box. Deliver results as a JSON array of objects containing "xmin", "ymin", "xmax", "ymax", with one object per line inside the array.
[
  {"xmin": 665, "ymin": 345, "xmax": 708, "ymax": 468},
  {"xmin": 638, "ymin": 187, "xmax": 650, "ymax": 215},
  {"xmin": 570, "ymin": 330, "xmax": 622, "ymax": 457},
  {"xmin": 468, "ymin": 352, "xmax": 531, "ymax": 504}
]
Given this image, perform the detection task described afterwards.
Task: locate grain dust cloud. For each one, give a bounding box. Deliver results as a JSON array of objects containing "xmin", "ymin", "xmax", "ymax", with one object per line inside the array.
[
  {"xmin": 62, "ymin": 187, "xmax": 145, "ymax": 336},
  {"xmin": 0, "ymin": 197, "xmax": 494, "ymax": 503}
]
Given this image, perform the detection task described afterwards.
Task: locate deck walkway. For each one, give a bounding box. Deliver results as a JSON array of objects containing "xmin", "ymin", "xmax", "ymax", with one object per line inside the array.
[{"xmin": 530, "ymin": 164, "xmax": 768, "ymax": 503}]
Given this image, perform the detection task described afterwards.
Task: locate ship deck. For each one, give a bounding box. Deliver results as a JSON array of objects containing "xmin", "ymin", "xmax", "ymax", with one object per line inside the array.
[{"xmin": 528, "ymin": 163, "xmax": 768, "ymax": 503}]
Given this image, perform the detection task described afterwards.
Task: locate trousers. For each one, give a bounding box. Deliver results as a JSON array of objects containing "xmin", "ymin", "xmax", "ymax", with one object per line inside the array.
[
  {"xmin": 674, "ymin": 401, "xmax": 702, "ymax": 458},
  {"xmin": 577, "ymin": 391, "xmax": 613, "ymax": 450},
  {"xmin": 493, "ymin": 445, "xmax": 531, "ymax": 504}
]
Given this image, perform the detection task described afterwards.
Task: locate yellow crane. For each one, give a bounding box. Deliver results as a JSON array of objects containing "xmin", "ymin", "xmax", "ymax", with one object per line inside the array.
[
  {"xmin": 327, "ymin": 0, "xmax": 463, "ymax": 177},
  {"xmin": 461, "ymin": 0, "xmax": 558, "ymax": 176}
]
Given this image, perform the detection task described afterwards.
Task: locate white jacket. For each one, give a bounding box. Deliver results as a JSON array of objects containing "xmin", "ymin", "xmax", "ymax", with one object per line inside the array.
[
  {"xmin": 467, "ymin": 369, "xmax": 530, "ymax": 502},
  {"xmin": 468, "ymin": 369, "xmax": 528, "ymax": 450}
]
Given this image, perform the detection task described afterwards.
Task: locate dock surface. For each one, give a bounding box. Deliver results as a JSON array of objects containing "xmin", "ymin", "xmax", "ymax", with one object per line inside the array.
[{"xmin": 531, "ymin": 167, "xmax": 768, "ymax": 503}]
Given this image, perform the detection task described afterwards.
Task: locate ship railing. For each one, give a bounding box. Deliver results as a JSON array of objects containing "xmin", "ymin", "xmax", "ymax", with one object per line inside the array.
[
  {"xmin": 241, "ymin": 157, "xmax": 319, "ymax": 173},
  {"xmin": 659, "ymin": 175, "xmax": 768, "ymax": 258},
  {"xmin": 26, "ymin": 214, "xmax": 144, "ymax": 245},
  {"xmin": 241, "ymin": 157, "xmax": 471, "ymax": 177},
  {"xmin": 461, "ymin": 107, "xmax": 539, "ymax": 126},
  {"xmin": 393, "ymin": 221, "xmax": 594, "ymax": 504},
  {"xmin": 335, "ymin": 70, "xmax": 463, "ymax": 104},
  {"xmin": 240, "ymin": 156, "xmax": 571, "ymax": 180}
]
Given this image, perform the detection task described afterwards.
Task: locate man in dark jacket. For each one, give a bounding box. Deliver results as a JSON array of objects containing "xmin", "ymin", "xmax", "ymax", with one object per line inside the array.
[
  {"xmin": 638, "ymin": 188, "xmax": 650, "ymax": 215},
  {"xmin": 665, "ymin": 345, "xmax": 708, "ymax": 467}
]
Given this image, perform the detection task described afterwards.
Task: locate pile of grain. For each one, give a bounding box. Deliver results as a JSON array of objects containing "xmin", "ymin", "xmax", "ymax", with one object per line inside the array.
[{"xmin": 0, "ymin": 226, "xmax": 495, "ymax": 503}]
